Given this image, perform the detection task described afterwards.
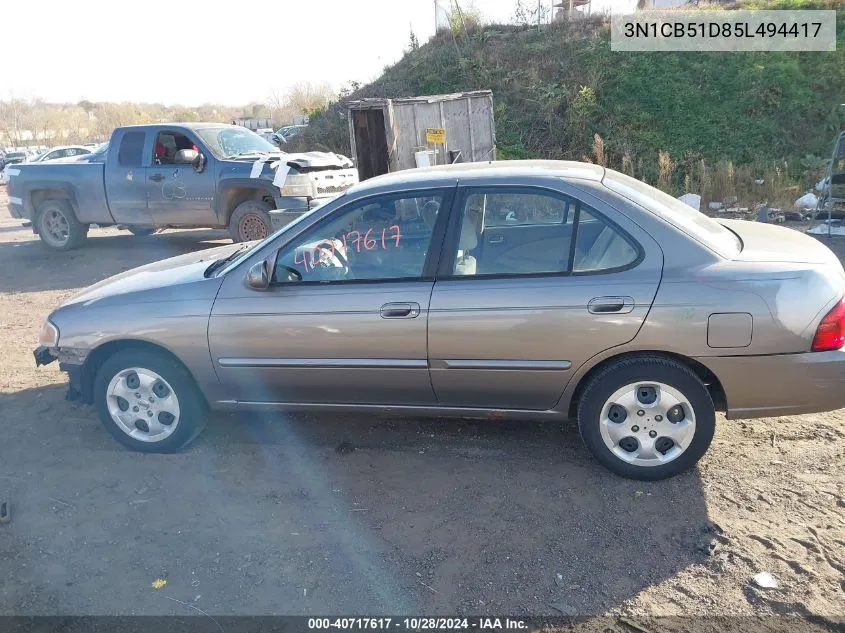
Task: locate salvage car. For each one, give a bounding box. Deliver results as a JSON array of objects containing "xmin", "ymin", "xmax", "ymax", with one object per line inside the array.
[
  {"xmin": 34, "ymin": 161, "xmax": 845, "ymax": 480},
  {"xmin": 270, "ymin": 124, "xmax": 307, "ymax": 146},
  {"xmin": 0, "ymin": 151, "xmax": 27, "ymax": 185},
  {"xmin": 28, "ymin": 145, "xmax": 93, "ymax": 163},
  {"xmin": 7, "ymin": 123, "xmax": 358, "ymax": 249}
]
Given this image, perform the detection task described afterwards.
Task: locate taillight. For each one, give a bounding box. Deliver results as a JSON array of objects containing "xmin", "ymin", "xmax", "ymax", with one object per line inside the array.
[{"xmin": 811, "ymin": 300, "xmax": 845, "ymax": 351}]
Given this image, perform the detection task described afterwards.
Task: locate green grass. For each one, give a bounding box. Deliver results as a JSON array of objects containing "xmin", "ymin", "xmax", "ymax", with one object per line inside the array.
[{"xmin": 292, "ymin": 0, "xmax": 844, "ymax": 197}]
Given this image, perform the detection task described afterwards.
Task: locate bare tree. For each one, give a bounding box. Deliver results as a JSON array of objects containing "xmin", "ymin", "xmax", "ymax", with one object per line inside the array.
[
  {"xmin": 267, "ymin": 82, "xmax": 335, "ymax": 127},
  {"xmin": 0, "ymin": 96, "xmax": 291, "ymax": 147}
]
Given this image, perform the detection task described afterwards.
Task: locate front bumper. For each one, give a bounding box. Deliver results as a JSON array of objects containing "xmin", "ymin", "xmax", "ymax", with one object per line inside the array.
[
  {"xmin": 60, "ymin": 362, "xmax": 84, "ymax": 402},
  {"xmin": 34, "ymin": 347, "xmax": 84, "ymax": 401},
  {"xmin": 33, "ymin": 346, "xmax": 56, "ymax": 366},
  {"xmin": 698, "ymin": 348, "xmax": 845, "ymax": 419}
]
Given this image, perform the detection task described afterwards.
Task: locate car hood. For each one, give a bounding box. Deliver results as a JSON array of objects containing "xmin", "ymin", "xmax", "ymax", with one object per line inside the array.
[
  {"xmin": 227, "ymin": 151, "xmax": 353, "ymax": 169},
  {"xmin": 60, "ymin": 242, "xmax": 245, "ymax": 307},
  {"xmin": 720, "ymin": 219, "xmax": 845, "ymax": 269}
]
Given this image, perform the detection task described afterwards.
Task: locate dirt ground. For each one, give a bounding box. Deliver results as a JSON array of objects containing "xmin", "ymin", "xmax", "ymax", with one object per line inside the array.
[{"xmin": 0, "ymin": 186, "xmax": 842, "ymax": 628}]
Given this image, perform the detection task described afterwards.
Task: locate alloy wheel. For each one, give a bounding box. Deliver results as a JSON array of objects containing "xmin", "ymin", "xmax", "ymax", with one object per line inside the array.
[{"xmin": 42, "ymin": 209, "xmax": 70, "ymax": 247}]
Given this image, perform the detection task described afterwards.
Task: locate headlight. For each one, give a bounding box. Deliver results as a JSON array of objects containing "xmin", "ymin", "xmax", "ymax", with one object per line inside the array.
[
  {"xmin": 38, "ymin": 320, "xmax": 60, "ymax": 347},
  {"xmin": 280, "ymin": 173, "xmax": 315, "ymax": 198}
]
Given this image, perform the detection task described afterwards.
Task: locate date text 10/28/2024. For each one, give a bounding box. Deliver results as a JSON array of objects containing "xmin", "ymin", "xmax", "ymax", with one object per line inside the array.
[{"xmin": 308, "ymin": 618, "xmax": 528, "ymax": 630}]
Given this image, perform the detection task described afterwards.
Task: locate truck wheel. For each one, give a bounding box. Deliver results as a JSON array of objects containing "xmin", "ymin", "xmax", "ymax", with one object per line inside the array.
[
  {"xmin": 230, "ymin": 200, "xmax": 273, "ymax": 242},
  {"xmin": 127, "ymin": 226, "xmax": 156, "ymax": 236},
  {"xmin": 36, "ymin": 199, "xmax": 88, "ymax": 251},
  {"xmin": 93, "ymin": 348, "xmax": 208, "ymax": 453}
]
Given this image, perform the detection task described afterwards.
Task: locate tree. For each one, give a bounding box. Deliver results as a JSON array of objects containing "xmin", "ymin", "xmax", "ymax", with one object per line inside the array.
[{"xmin": 267, "ymin": 82, "xmax": 335, "ymax": 127}]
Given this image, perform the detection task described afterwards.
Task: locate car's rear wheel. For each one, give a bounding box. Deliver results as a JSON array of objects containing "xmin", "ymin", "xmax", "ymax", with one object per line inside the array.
[
  {"xmin": 577, "ymin": 355, "xmax": 716, "ymax": 480},
  {"xmin": 93, "ymin": 349, "xmax": 207, "ymax": 453},
  {"xmin": 36, "ymin": 199, "xmax": 88, "ymax": 250},
  {"xmin": 230, "ymin": 200, "xmax": 273, "ymax": 242}
]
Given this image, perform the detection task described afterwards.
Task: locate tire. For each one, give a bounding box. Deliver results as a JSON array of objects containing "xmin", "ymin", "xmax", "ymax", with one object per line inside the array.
[
  {"xmin": 93, "ymin": 348, "xmax": 207, "ymax": 453},
  {"xmin": 127, "ymin": 226, "xmax": 156, "ymax": 236},
  {"xmin": 36, "ymin": 199, "xmax": 88, "ymax": 250},
  {"xmin": 576, "ymin": 355, "xmax": 716, "ymax": 481},
  {"xmin": 229, "ymin": 200, "xmax": 273, "ymax": 242}
]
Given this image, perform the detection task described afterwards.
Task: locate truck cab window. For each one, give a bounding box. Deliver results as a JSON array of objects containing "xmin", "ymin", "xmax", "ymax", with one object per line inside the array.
[
  {"xmin": 154, "ymin": 132, "xmax": 197, "ymax": 165},
  {"xmin": 117, "ymin": 132, "xmax": 145, "ymax": 167}
]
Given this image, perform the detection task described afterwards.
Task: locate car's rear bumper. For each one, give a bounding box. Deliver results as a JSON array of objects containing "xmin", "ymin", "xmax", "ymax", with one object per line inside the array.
[
  {"xmin": 697, "ymin": 349, "xmax": 845, "ymax": 419},
  {"xmin": 6, "ymin": 194, "xmax": 23, "ymax": 218}
]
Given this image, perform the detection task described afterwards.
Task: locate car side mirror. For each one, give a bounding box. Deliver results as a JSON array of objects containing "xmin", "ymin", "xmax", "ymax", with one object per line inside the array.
[
  {"xmin": 174, "ymin": 149, "xmax": 199, "ymax": 165},
  {"xmin": 193, "ymin": 151, "xmax": 206, "ymax": 173},
  {"xmin": 246, "ymin": 260, "xmax": 270, "ymax": 290}
]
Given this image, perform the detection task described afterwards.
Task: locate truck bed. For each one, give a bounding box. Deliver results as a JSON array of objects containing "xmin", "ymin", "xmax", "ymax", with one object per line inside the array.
[{"xmin": 8, "ymin": 162, "xmax": 112, "ymax": 225}]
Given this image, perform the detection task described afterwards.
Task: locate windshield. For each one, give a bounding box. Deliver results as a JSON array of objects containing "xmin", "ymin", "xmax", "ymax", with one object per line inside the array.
[
  {"xmin": 194, "ymin": 127, "xmax": 278, "ymax": 159},
  {"xmin": 603, "ymin": 170, "xmax": 741, "ymax": 258}
]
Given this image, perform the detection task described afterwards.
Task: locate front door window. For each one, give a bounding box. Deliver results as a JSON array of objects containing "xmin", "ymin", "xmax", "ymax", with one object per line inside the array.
[{"xmin": 272, "ymin": 191, "xmax": 446, "ymax": 283}]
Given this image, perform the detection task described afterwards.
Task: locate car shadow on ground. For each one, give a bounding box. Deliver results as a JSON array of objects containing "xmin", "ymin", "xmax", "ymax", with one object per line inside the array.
[
  {"xmin": 0, "ymin": 229, "xmax": 232, "ymax": 294},
  {"xmin": 0, "ymin": 382, "xmax": 715, "ymax": 615}
]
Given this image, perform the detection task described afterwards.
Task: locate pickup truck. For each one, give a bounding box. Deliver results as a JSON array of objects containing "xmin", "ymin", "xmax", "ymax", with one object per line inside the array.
[{"xmin": 6, "ymin": 123, "xmax": 359, "ymax": 250}]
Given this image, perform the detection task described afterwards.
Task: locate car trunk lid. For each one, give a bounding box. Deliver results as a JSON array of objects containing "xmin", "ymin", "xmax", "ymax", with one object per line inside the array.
[{"xmin": 720, "ymin": 219, "xmax": 844, "ymax": 270}]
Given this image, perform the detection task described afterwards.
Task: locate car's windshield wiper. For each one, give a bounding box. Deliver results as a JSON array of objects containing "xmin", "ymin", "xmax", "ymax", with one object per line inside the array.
[
  {"xmin": 204, "ymin": 245, "xmax": 249, "ymax": 277},
  {"xmin": 225, "ymin": 151, "xmax": 270, "ymax": 159}
]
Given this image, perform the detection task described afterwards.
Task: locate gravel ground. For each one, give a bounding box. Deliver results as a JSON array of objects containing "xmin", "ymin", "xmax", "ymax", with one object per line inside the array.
[{"xmin": 0, "ymin": 186, "xmax": 842, "ymax": 627}]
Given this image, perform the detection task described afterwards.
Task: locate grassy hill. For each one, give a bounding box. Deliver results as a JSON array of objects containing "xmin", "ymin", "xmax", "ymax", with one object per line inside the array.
[{"xmin": 295, "ymin": 0, "xmax": 844, "ymax": 206}]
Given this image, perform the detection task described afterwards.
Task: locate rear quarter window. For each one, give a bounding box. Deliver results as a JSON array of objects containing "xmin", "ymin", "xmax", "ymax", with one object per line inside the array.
[
  {"xmin": 117, "ymin": 132, "xmax": 146, "ymax": 167},
  {"xmin": 603, "ymin": 170, "xmax": 741, "ymax": 258}
]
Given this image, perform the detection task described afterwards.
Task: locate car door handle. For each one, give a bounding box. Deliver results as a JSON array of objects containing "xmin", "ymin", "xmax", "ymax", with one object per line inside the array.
[
  {"xmin": 588, "ymin": 296, "xmax": 635, "ymax": 314},
  {"xmin": 488, "ymin": 234, "xmax": 504, "ymax": 244},
  {"xmin": 149, "ymin": 173, "xmax": 164, "ymax": 182},
  {"xmin": 380, "ymin": 302, "xmax": 421, "ymax": 318}
]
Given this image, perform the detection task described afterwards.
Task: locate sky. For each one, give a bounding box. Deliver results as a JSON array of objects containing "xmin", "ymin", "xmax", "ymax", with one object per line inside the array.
[{"xmin": 3, "ymin": 0, "xmax": 637, "ymax": 106}]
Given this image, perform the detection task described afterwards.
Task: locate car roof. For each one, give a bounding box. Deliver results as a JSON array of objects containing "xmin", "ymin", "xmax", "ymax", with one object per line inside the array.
[
  {"xmin": 119, "ymin": 122, "xmax": 242, "ymax": 131},
  {"xmin": 347, "ymin": 160, "xmax": 606, "ymax": 194}
]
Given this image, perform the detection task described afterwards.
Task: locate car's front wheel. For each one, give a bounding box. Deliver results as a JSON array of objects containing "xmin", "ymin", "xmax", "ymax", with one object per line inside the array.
[
  {"xmin": 93, "ymin": 349, "xmax": 207, "ymax": 452},
  {"xmin": 230, "ymin": 200, "xmax": 273, "ymax": 242},
  {"xmin": 577, "ymin": 355, "xmax": 716, "ymax": 480}
]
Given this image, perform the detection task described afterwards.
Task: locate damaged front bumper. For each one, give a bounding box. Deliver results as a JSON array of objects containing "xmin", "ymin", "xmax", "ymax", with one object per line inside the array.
[
  {"xmin": 34, "ymin": 346, "xmax": 85, "ymax": 401},
  {"xmin": 33, "ymin": 345, "xmax": 56, "ymax": 366}
]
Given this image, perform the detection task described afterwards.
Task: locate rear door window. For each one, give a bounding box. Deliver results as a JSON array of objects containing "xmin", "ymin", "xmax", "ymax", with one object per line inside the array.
[
  {"xmin": 573, "ymin": 208, "xmax": 639, "ymax": 272},
  {"xmin": 447, "ymin": 187, "xmax": 640, "ymax": 277}
]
